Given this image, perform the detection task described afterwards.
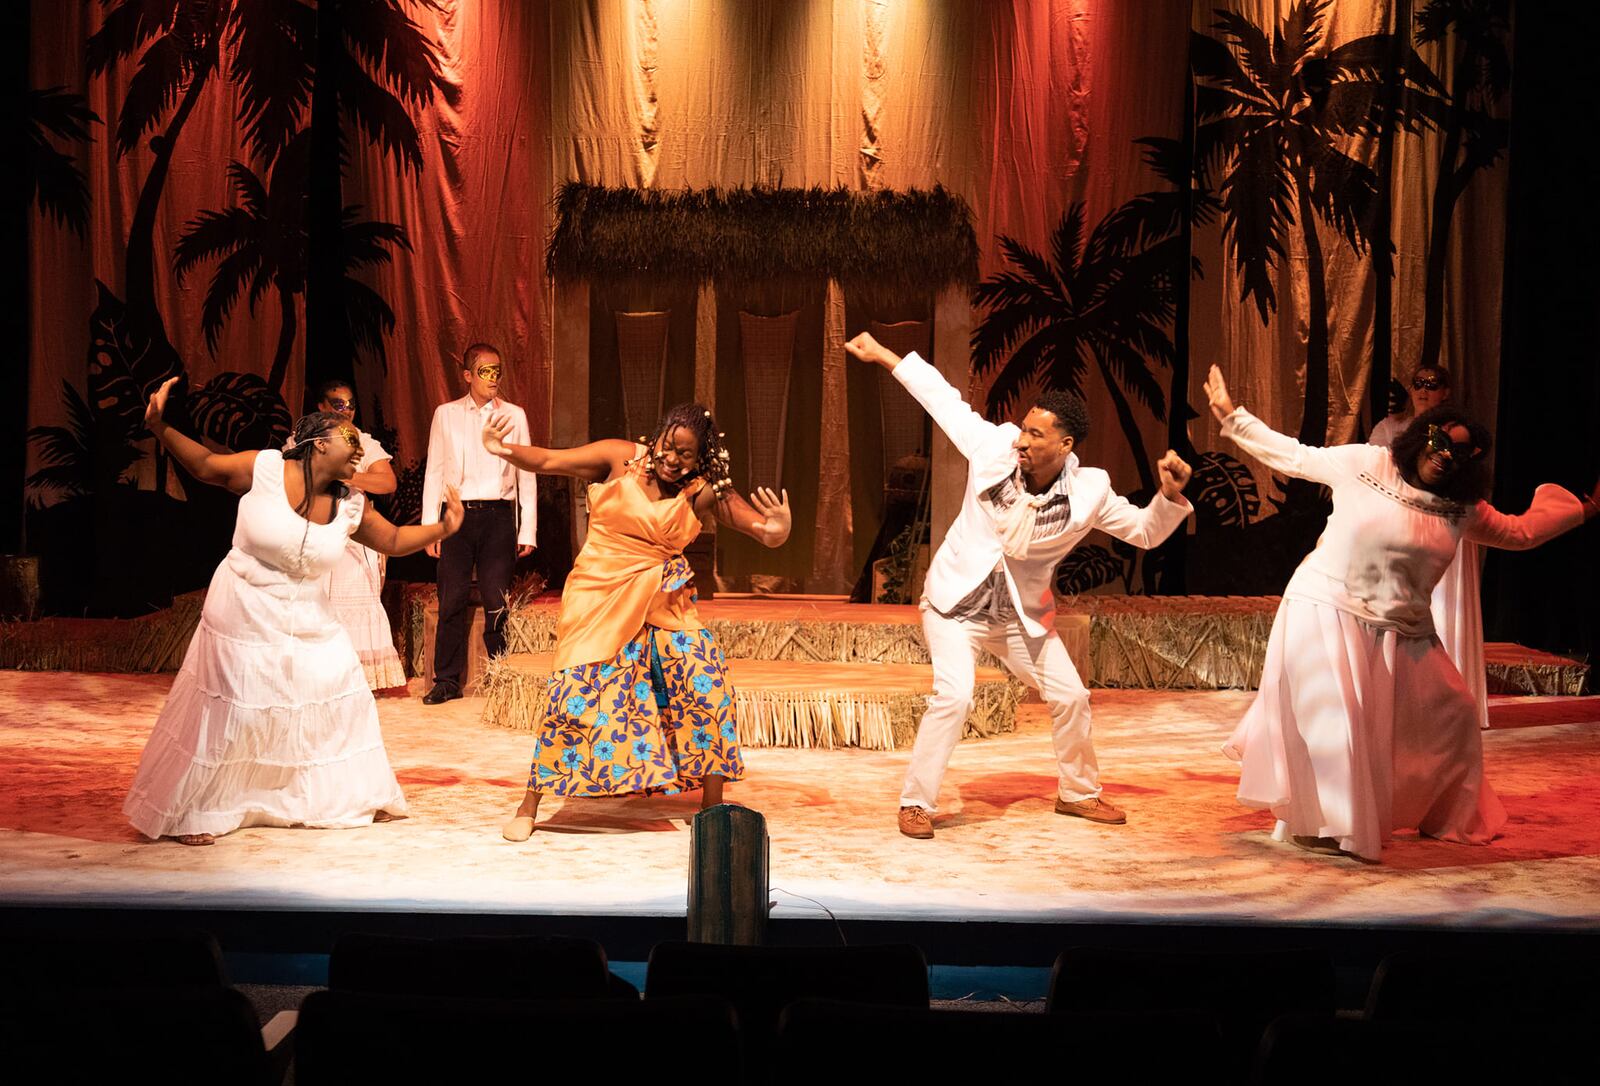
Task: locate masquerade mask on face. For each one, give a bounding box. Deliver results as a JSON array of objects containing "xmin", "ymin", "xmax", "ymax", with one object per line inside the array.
[
  {"xmin": 335, "ymin": 425, "xmax": 361, "ymax": 450},
  {"xmin": 474, "ymin": 364, "xmax": 502, "ymax": 382},
  {"xmin": 325, "ymin": 396, "xmax": 354, "ymax": 413},
  {"xmin": 1425, "ymin": 424, "xmax": 1479, "ymax": 464},
  {"xmin": 1412, "ymin": 374, "xmax": 1445, "ymax": 391}
]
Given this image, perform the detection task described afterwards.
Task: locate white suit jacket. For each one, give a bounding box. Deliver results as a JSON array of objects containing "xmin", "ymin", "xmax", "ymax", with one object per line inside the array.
[{"xmin": 894, "ymin": 352, "xmax": 1192, "ymax": 637}]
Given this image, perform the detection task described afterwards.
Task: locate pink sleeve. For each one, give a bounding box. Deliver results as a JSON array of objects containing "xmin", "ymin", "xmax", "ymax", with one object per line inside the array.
[{"xmin": 1461, "ymin": 484, "xmax": 1585, "ymax": 551}]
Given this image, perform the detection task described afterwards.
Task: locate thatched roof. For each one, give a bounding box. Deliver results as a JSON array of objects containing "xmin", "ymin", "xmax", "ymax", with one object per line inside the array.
[{"xmin": 547, "ymin": 183, "xmax": 978, "ymax": 290}]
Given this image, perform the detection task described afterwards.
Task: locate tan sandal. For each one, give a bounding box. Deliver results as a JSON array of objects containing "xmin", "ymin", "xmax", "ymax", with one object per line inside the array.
[
  {"xmin": 501, "ymin": 815, "xmax": 536, "ymax": 842},
  {"xmin": 372, "ymin": 810, "xmax": 404, "ymax": 823},
  {"xmin": 171, "ymin": 833, "xmax": 215, "ymax": 847}
]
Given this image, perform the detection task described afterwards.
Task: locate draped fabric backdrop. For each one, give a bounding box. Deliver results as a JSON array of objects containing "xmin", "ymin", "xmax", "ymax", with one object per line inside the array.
[{"xmin": 21, "ymin": 0, "xmax": 1518, "ymax": 615}]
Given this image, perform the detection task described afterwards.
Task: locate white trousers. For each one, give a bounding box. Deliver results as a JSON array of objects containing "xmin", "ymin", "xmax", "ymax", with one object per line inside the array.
[{"xmin": 900, "ymin": 603, "xmax": 1098, "ymax": 811}]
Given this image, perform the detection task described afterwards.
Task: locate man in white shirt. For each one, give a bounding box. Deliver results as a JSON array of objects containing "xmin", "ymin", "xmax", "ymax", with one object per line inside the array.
[
  {"xmin": 420, "ymin": 343, "xmax": 537, "ymax": 704},
  {"xmin": 844, "ymin": 332, "xmax": 1193, "ymax": 839}
]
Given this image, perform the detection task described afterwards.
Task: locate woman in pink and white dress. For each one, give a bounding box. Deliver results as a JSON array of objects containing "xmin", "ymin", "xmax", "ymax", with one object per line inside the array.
[
  {"xmin": 314, "ymin": 380, "xmax": 408, "ymax": 692},
  {"xmin": 1204, "ymin": 366, "xmax": 1597, "ymax": 862},
  {"xmin": 1371, "ymin": 365, "xmax": 1490, "ymax": 729},
  {"xmin": 123, "ymin": 378, "xmax": 463, "ymax": 845}
]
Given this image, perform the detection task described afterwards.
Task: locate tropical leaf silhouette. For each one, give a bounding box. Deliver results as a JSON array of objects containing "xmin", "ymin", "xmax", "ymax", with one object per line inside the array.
[
  {"xmin": 1189, "ymin": 451, "xmax": 1261, "ymax": 528},
  {"xmin": 190, "ymin": 371, "xmax": 293, "ymax": 451},
  {"xmin": 86, "ymin": 280, "xmax": 184, "ymax": 434},
  {"xmin": 1054, "ymin": 545, "xmax": 1129, "ymax": 597}
]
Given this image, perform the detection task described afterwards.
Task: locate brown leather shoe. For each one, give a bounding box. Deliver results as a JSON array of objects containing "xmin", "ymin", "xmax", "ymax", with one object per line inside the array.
[
  {"xmin": 898, "ymin": 806, "xmax": 934, "ymax": 839},
  {"xmin": 1054, "ymin": 796, "xmax": 1126, "ymax": 824}
]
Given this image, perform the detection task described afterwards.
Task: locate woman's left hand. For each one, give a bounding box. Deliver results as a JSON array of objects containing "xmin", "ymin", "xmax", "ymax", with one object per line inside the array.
[{"xmin": 751, "ymin": 487, "xmax": 791, "ymax": 547}]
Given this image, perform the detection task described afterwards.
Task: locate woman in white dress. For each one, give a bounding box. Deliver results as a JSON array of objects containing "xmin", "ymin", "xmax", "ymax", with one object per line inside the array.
[
  {"xmin": 1204, "ymin": 365, "xmax": 1596, "ymax": 862},
  {"xmin": 1370, "ymin": 366, "xmax": 1490, "ymax": 729},
  {"xmin": 314, "ymin": 380, "xmax": 408, "ymax": 692},
  {"xmin": 123, "ymin": 377, "xmax": 464, "ymax": 845}
]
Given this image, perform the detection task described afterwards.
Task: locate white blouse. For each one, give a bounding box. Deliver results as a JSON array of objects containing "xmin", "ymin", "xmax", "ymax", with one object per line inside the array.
[{"xmin": 1221, "ymin": 408, "xmax": 1584, "ymax": 637}]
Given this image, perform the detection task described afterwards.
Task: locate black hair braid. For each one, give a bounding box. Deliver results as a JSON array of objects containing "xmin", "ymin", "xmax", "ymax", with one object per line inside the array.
[
  {"xmin": 641, "ymin": 402, "xmax": 734, "ymax": 499},
  {"xmin": 282, "ymin": 410, "xmax": 353, "ymax": 555}
]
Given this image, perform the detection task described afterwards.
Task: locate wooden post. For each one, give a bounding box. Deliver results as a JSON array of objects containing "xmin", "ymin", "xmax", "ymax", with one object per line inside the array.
[
  {"xmin": 552, "ymin": 277, "xmax": 592, "ymax": 550},
  {"xmin": 930, "ymin": 285, "xmax": 973, "ymax": 555},
  {"xmin": 687, "ymin": 804, "xmax": 769, "ymax": 945}
]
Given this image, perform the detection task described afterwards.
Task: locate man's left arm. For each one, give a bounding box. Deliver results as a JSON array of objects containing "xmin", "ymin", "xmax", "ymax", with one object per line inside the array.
[
  {"xmin": 1093, "ymin": 450, "xmax": 1194, "ymax": 550},
  {"xmin": 511, "ymin": 406, "xmax": 537, "ymax": 553}
]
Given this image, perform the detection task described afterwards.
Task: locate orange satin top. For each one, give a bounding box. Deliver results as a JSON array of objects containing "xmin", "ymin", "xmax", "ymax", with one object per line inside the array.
[{"xmin": 552, "ymin": 456, "xmax": 707, "ymax": 671}]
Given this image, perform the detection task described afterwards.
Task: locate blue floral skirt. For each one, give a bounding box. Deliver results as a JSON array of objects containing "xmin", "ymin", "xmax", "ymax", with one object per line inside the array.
[{"xmin": 527, "ymin": 626, "xmax": 745, "ymax": 796}]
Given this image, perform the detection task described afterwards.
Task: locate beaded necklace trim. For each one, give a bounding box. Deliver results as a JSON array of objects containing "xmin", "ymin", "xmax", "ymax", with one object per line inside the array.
[{"xmin": 1357, "ymin": 471, "xmax": 1467, "ymax": 519}]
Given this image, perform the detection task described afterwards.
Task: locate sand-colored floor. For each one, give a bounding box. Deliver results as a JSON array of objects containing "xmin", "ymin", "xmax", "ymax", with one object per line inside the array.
[{"xmin": 1, "ymin": 672, "xmax": 1597, "ymax": 927}]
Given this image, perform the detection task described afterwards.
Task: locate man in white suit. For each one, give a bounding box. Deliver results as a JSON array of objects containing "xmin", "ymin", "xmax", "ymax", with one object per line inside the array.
[{"xmin": 844, "ymin": 332, "xmax": 1193, "ymax": 838}]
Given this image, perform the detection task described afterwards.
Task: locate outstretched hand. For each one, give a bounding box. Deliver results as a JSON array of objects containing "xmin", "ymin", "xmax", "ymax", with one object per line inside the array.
[
  {"xmin": 1202, "ymin": 365, "xmax": 1236, "ymax": 422},
  {"xmin": 144, "ymin": 376, "xmax": 179, "ymax": 432},
  {"xmin": 844, "ymin": 332, "xmax": 901, "ymax": 371},
  {"xmin": 439, "ymin": 485, "xmax": 465, "ymax": 538},
  {"xmin": 750, "ymin": 486, "xmax": 792, "ymax": 547},
  {"xmin": 482, "ymin": 413, "xmax": 514, "ymax": 457},
  {"xmin": 1157, "ymin": 450, "xmax": 1192, "ymax": 499}
]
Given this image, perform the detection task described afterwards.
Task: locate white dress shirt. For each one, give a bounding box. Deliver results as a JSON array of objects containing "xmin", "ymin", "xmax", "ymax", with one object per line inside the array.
[{"xmin": 420, "ymin": 394, "xmax": 537, "ymax": 547}]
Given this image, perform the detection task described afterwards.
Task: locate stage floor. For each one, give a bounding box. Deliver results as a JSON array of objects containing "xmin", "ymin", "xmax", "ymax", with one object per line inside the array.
[{"xmin": 2, "ymin": 672, "xmax": 1598, "ymax": 930}]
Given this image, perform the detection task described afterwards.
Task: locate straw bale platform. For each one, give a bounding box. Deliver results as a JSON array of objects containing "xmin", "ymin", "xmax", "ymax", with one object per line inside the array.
[{"xmin": 479, "ymin": 651, "xmax": 1021, "ymax": 750}]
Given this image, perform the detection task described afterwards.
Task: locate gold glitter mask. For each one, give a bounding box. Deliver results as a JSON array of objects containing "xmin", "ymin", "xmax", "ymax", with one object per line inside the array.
[
  {"xmin": 336, "ymin": 425, "xmax": 361, "ymax": 450},
  {"xmin": 475, "ymin": 364, "xmax": 503, "ymax": 382}
]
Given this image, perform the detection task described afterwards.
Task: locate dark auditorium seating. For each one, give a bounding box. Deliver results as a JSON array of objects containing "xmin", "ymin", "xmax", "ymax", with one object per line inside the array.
[
  {"xmin": 646, "ymin": 941, "xmax": 930, "ymax": 1084},
  {"xmin": 1365, "ymin": 949, "xmax": 1600, "ymax": 1025},
  {"xmin": 329, "ymin": 931, "xmax": 634, "ymax": 999},
  {"xmin": 775, "ymin": 998, "xmax": 1225, "ymax": 1083},
  {"xmin": 0, "ymin": 929, "xmax": 227, "ymax": 990},
  {"xmin": 1254, "ymin": 1012, "xmax": 1593, "ymax": 1084},
  {"xmin": 0, "ymin": 985, "xmax": 277, "ymax": 1086},
  {"xmin": 1049, "ymin": 946, "xmax": 1336, "ymax": 1075},
  {"xmin": 294, "ymin": 990, "xmax": 739, "ymax": 1083}
]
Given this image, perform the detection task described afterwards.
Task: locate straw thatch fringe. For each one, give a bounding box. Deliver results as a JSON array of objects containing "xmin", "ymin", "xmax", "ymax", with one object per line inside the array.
[
  {"xmin": 477, "ymin": 652, "xmax": 1020, "ymax": 751},
  {"xmin": 547, "ymin": 183, "xmax": 979, "ymax": 290},
  {"xmin": 0, "ymin": 590, "xmax": 204, "ymax": 672},
  {"xmin": 498, "ymin": 604, "xmax": 1007, "ymax": 668}
]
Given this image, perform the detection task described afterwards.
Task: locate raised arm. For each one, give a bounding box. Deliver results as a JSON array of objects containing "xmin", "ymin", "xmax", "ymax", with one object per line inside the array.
[
  {"xmin": 144, "ymin": 376, "xmax": 258, "ymax": 494},
  {"xmin": 349, "ymin": 458, "xmax": 397, "ymax": 496},
  {"xmin": 694, "ymin": 485, "xmax": 791, "ymax": 548},
  {"xmin": 845, "ymin": 332, "xmax": 1005, "ymax": 462},
  {"xmin": 1463, "ymin": 480, "xmax": 1596, "ymax": 551},
  {"xmin": 1204, "ymin": 365, "xmax": 1369, "ymax": 486},
  {"xmin": 355, "ymin": 485, "xmax": 465, "ymax": 556},
  {"xmin": 482, "ymin": 413, "xmax": 635, "ymax": 483},
  {"xmin": 1093, "ymin": 453, "xmax": 1195, "ymax": 550}
]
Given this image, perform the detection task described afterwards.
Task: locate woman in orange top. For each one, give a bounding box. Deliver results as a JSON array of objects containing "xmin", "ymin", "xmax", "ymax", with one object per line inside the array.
[{"xmin": 482, "ymin": 404, "xmax": 791, "ymax": 841}]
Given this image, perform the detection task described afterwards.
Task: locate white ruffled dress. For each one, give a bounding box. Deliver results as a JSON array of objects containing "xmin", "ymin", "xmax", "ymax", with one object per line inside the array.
[
  {"xmin": 1220, "ymin": 410, "xmax": 1582, "ymax": 861},
  {"xmin": 124, "ymin": 450, "xmax": 408, "ymax": 839},
  {"xmin": 323, "ymin": 430, "xmax": 407, "ymax": 689}
]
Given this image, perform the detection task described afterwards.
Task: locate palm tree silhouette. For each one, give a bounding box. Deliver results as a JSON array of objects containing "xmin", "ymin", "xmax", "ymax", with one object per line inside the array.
[
  {"xmin": 1190, "ymin": 0, "xmax": 1445, "ymax": 446},
  {"xmin": 26, "ymin": 87, "xmax": 100, "ymax": 237},
  {"xmin": 972, "ymin": 202, "xmax": 1177, "ymax": 494},
  {"xmin": 1103, "ymin": 135, "xmax": 1222, "ymax": 460},
  {"xmin": 175, "ymin": 132, "xmax": 410, "ymax": 391},
  {"xmin": 85, "ymin": 0, "xmax": 442, "ymax": 328},
  {"xmin": 1411, "ymin": 0, "xmax": 1511, "ymax": 373}
]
